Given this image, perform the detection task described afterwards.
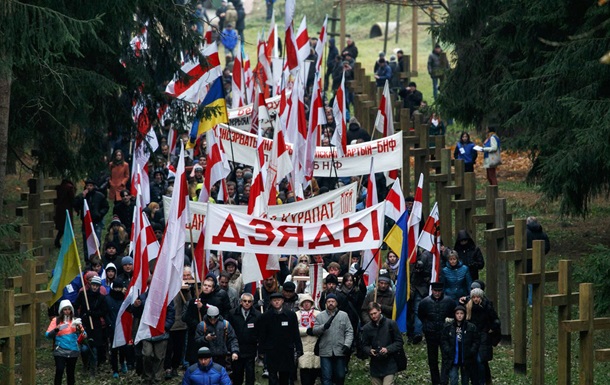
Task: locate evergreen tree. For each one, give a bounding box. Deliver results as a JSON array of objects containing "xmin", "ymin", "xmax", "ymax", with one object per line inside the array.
[
  {"xmin": 1, "ymin": 0, "xmax": 202, "ymax": 214},
  {"xmin": 436, "ymin": 0, "xmax": 610, "ymax": 215}
]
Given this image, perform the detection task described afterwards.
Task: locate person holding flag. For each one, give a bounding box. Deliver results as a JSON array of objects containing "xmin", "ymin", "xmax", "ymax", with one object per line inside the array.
[{"xmin": 74, "ymin": 179, "xmax": 109, "ymax": 259}]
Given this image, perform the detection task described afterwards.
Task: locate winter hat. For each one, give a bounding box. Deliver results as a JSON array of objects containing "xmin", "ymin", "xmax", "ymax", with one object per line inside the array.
[
  {"xmin": 105, "ymin": 263, "xmax": 117, "ymax": 272},
  {"xmin": 58, "ymin": 299, "xmax": 74, "ymax": 315},
  {"xmin": 90, "ymin": 276, "xmax": 102, "ymax": 285},
  {"xmin": 454, "ymin": 305, "xmax": 466, "ymax": 314},
  {"xmin": 198, "ymin": 347, "xmax": 213, "ymax": 358},
  {"xmin": 110, "ymin": 216, "xmax": 122, "ymax": 227},
  {"xmin": 270, "ymin": 292, "xmax": 284, "ymax": 300},
  {"xmin": 224, "ymin": 258, "xmax": 238, "ymax": 268},
  {"xmin": 471, "ymin": 280, "xmax": 486, "ymax": 291},
  {"xmin": 378, "ymin": 276, "xmax": 392, "ymax": 284},
  {"xmin": 299, "ymin": 294, "xmax": 315, "ymax": 307},
  {"xmin": 282, "ymin": 281, "xmax": 296, "ymax": 292},
  {"xmin": 325, "ymin": 275, "xmax": 338, "ymax": 285},
  {"xmin": 430, "ymin": 282, "xmax": 444, "ymax": 291},
  {"xmin": 207, "ymin": 305, "xmax": 220, "ymax": 317},
  {"xmin": 122, "ymin": 256, "xmax": 134, "ymax": 265},
  {"xmin": 325, "ymin": 293, "xmax": 338, "ymax": 302},
  {"xmin": 112, "ymin": 280, "xmax": 124, "ymax": 289},
  {"xmin": 470, "ymin": 288, "xmax": 485, "ymax": 298},
  {"xmin": 205, "ymin": 273, "xmax": 218, "ymax": 287}
]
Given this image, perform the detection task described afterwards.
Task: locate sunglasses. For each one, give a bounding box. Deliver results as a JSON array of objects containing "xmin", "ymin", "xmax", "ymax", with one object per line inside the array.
[{"xmin": 242, "ymin": 300, "xmax": 253, "ymax": 303}]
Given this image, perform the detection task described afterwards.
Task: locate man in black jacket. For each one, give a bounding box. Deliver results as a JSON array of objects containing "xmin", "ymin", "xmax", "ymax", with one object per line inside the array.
[
  {"xmin": 418, "ymin": 282, "xmax": 456, "ymax": 385},
  {"xmin": 398, "ymin": 82, "xmax": 423, "ymax": 117},
  {"xmin": 440, "ymin": 305, "xmax": 480, "ymax": 385},
  {"xmin": 74, "ymin": 178, "xmax": 109, "ymax": 258},
  {"xmin": 228, "ymin": 293, "xmax": 261, "ymax": 385},
  {"xmin": 258, "ymin": 293, "xmax": 303, "ymax": 385}
]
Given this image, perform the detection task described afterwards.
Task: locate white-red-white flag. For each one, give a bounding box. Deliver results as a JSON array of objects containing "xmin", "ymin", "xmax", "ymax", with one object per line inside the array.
[
  {"xmin": 231, "ymin": 46, "xmax": 246, "ymax": 108},
  {"xmin": 265, "ymin": 113, "xmax": 293, "ymax": 206},
  {"xmin": 418, "ymin": 202, "xmax": 441, "ymax": 286},
  {"xmin": 310, "ymin": 263, "xmax": 324, "ymax": 309},
  {"xmin": 407, "ymin": 173, "xmax": 424, "ymax": 264},
  {"xmin": 199, "ymin": 127, "xmax": 231, "ymax": 203},
  {"xmin": 374, "ymin": 80, "xmax": 394, "ymax": 137},
  {"xmin": 136, "ymin": 143, "xmax": 190, "ymax": 343},
  {"xmin": 384, "ymin": 178, "xmax": 405, "ymax": 222},
  {"xmin": 295, "ymin": 16, "xmax": 310, "ymax": 65},
  {"xmin": 331, "ymin": 71, "xmax": 348, "ymax": 157},
  {"xmin": 284, "ymin": 0, "xmax": 298, "ymax": 72},
  {"xmin": 256, "ymin": 36, "xmax": 273, "ymax": 87},
  {"xmin": 286, "ymin": 75, "xmax": 308, "ymax": 194},
  {"xmin": 113, "ymin": 183, "xmax": 159, "ymax": 348},
  {"xmin": 83, "ymin": 200, "xmax": 99, "ymax": 258},
  {"xmin": 241, "ymin": 253, "xmax": 280, "ymax": 284},
  {"xmin": 248, "ymin": 88, "xmax": 269, "ymax": 218},
  {"xmin": 362, "ymin": 158, "xmax": 380, "ymax": 285},
  {"xmin": 165, "ymin": 43, "xmax": 222, "ymax": 103}
]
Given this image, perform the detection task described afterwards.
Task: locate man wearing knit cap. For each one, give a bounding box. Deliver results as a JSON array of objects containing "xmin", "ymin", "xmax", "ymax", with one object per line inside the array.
[
  {"xmin": 195, "ymin": 305, "xmax": 239, "ymax": 371},
  {"xmin": 360, "ymin": 274, "xmax": 395, "ymax": 324},
  {"xmin": 309, "ymin": 293, "xmax": 353, "ymax": 385},
  {"xmin": 117, "ymin": 256, "xmax": 134, "ymax": 288},
  {"xmin": 182, "ymin": 347, "xmax": 232, "ymax": 384},
  {"xmin": 440, "ymin": 305, "xmax": 479, "ymax": 385}
]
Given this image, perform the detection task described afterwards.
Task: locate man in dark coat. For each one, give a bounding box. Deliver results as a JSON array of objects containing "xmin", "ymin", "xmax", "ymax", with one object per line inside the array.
[
  {"xmin": 112, "ymin": 189, "xmax": 135, "ymax": 236},
  {"xmin": 360, "ymin": 276, "xmax": 395, "ymax": 324},
  {"xmin": 227, "ymin": 293, "xmax": 261, "ymax": 385},
  {"xmin": 258, "ymin": 293, "xmax": 303, "ymax": 385},
  {"xmin": 418, "ymin": 282, "xmax": 456, "ymax": 385},
  {"xmin": 183, "ymin": 274, "xmax": 232, "ymax": 364},
  {"xmin": 325, "ymin": 38, "xmax": 339, "ymax": 91},
  {"xmin": 341, "ymin": 37, "xmax": 358, "ymax": 60},
  {"xmin": 74, "ymin": 178, "xmax": 109, "ymax": 258},
  {"xmin": 409, "ymin": 249, "xmax": 433, "ymax": 344},
  {"xmin": 361, "ymin": 302, "xmax": 404, "ymax": 384},
  {"xmin": 526, "ymin": 216, "xmax": 551, "ymax": 305},
  {"xmin": 195, "ymin": 305, "xmax": 239, "ymax": 371},
  {"xmin": 453, "ymin": 229, "xmax": 485, "ymax": 281},
  {"xmin": 398, "ymin": 81, "xmax": 423, "ymax": 117}
]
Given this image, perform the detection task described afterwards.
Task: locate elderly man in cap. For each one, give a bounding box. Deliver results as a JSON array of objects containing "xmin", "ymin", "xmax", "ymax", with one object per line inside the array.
[
  {"xmin": 258, "ymin": 292, "xmax": 303, "ymax": 385},
  {"xmin": 309, "ymin": 293, "xmax": 353, "ymax": 385},
  {"xmin": 418, "ymin": 282, "xmax": 457, "ymax": 385},
  {"xmin": 183, "ymin": 347, "xmax": 232, "ymax": 385}
]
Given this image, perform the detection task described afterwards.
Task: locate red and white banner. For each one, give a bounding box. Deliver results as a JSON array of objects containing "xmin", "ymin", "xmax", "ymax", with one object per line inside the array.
[
  {"xmin": 219, "ymin": 125, "xmax": 402, "ymax": 177},
  {"xmin": 204, "ymin": 202, "xmax": 385, "ymax": 254},
  {"xmin": 163, "ymin": 182, "xmax": 358, "ymax": 242},
  {"xmin": 309, "ymin": 263, "xmax": 324, "ymax": 309},
  {"xmin": 227, "ymin": 94, "xmax": 282, "ymax": 131}
]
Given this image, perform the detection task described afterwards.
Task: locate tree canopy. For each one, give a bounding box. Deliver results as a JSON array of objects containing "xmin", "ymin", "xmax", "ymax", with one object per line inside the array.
[
  {"xmin": 0, "ymin": 0, "xmax": 201, "ymax": 213},
  {"xmin": 435, "ymin": 0, "xmax": 610, "ymax": 216}
]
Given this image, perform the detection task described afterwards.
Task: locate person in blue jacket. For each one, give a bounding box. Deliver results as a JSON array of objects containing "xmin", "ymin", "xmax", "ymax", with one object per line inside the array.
[
  {"xmin": 441, "ymin": 251, "xmax": 473, "ymax": 302},
  {"xmin": 221, "ymin": 23, "xmax": 239, "ymax": 58},
  {"xmin": 183, "ymin": 347, "xmax": 232, "ymax": 385},
  {"xmin": 454, "ymin": 132, "xmax": 478, "ymax": 173}
]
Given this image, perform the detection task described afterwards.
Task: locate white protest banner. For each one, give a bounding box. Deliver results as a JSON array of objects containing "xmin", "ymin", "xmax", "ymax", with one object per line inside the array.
[
  {"xmin": 218, "ymin": 124, "xmax": 402, "ymax": 177},
  {"xmin": 204, "ymin": 201, "xmax": 385, "ymax": 254},
  {"xmin": 163, "ymin": 182, "xmax": 358, "ymax": 243},
  {"xmin": 227, "ymin": 94, "xmax": 282, "ymax": 131}
]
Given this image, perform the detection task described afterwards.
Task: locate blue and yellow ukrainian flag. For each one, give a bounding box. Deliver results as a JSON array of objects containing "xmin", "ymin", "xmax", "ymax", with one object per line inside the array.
[
  {"xmin": 187, "ymin": 77, "xmax": 228, "ymax": 149},
  {"xmin": 48, "ymin": 212, "xmax": 82, "ymax": 305},
  {"xmin": 385, "ymin": 209, "xmax": 409, "ymax": 332}
]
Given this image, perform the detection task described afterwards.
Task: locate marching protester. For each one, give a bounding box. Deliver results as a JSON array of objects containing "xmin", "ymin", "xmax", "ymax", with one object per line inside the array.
[
  {"xmin": 361, "ymin": 302, "xmax": 405, "ymax": 385},
  {"xmin": 228, "ymin": 293, "xmax": 261, "ymax": 385},
  {"xmin": 195, "ymin": 305, "xmax": 240, "ymax": 371},
  {"xmin": 310, "ymin": 293, "xmax": 354, "ymax": 385},
  {"xmin": 183, "ymin": 347, "xmax": 232, "ymax": 385},
  {"xmin": 296, "ymin": 294, "xmax": 321, "ymax": 385},
  {"xmin": 419, "ymin": 282, "xmax": 457, "ymax": 385},
  {"xmin": 440, "ymin": 305, "xmax": 480, "ymax": 385},
  {"xmin": 258, "ymin": 293, "xmax": 303, "ymax": 385},
  {"xmin": 46, "ymin": 300, "xmax": 86, "ymax": 385}
]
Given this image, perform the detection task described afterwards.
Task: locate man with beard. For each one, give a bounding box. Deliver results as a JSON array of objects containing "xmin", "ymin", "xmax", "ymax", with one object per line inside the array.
[
  {"xmin": 309, "ymin": 294, "xmax": 353, "ymax": 385},
  {"xmin": 183, "ymin": 274, "xmax": 231, "ymax": 364},
  {"xmin": 258, "ymin": 293, "xmax": 303, "ymax": 385}
]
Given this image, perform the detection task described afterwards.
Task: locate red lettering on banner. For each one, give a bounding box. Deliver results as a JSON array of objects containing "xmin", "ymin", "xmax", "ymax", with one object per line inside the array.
[
  {"xmin": 370, "ymin": 209, "xmax": 380, "ymax": 240},
  {"xmin": 212, "ymin": 214, "xmax": 245, "ymax": 246},
  {"xmin": 186, "ymin": 213, "xmax": 205, "ymax": 230},
  {"xmin": 343, "ymin": 218, "xmax": 367, "ymax": 242},
  {"xmin": 308, "ymin": 225, "xmax": 340, "ymax": 248},
  {"xmin": 276, "ymin": 225, "xmax": 304, "ymax": 247},
  {"xmin": 319, "ymin": 204, "xmax": 330, "ymax": 221},
  {"xmin": 327, "ymin": 201, "xmax": 335, "ymax": 218},
  {"xmin": 248, "ymin": 219, "xmax": 276, "ymax": 245}
]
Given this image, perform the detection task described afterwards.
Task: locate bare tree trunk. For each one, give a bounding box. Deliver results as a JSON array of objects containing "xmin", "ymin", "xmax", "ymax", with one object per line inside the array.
[{"xmin": 0, "ymin": 64, "xmax": 11, "ymax": 217}]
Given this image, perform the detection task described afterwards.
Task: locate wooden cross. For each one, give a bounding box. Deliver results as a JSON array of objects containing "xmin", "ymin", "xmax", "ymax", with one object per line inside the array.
[{"xmin": 562, "ymin": 283, "xmax": 610, "ymax": 385}]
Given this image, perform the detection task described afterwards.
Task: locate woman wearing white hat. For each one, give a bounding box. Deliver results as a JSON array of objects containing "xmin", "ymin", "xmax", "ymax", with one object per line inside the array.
[{"xmin": 45, "ymin": 299, "xmax": 86, "ymax": 385}]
